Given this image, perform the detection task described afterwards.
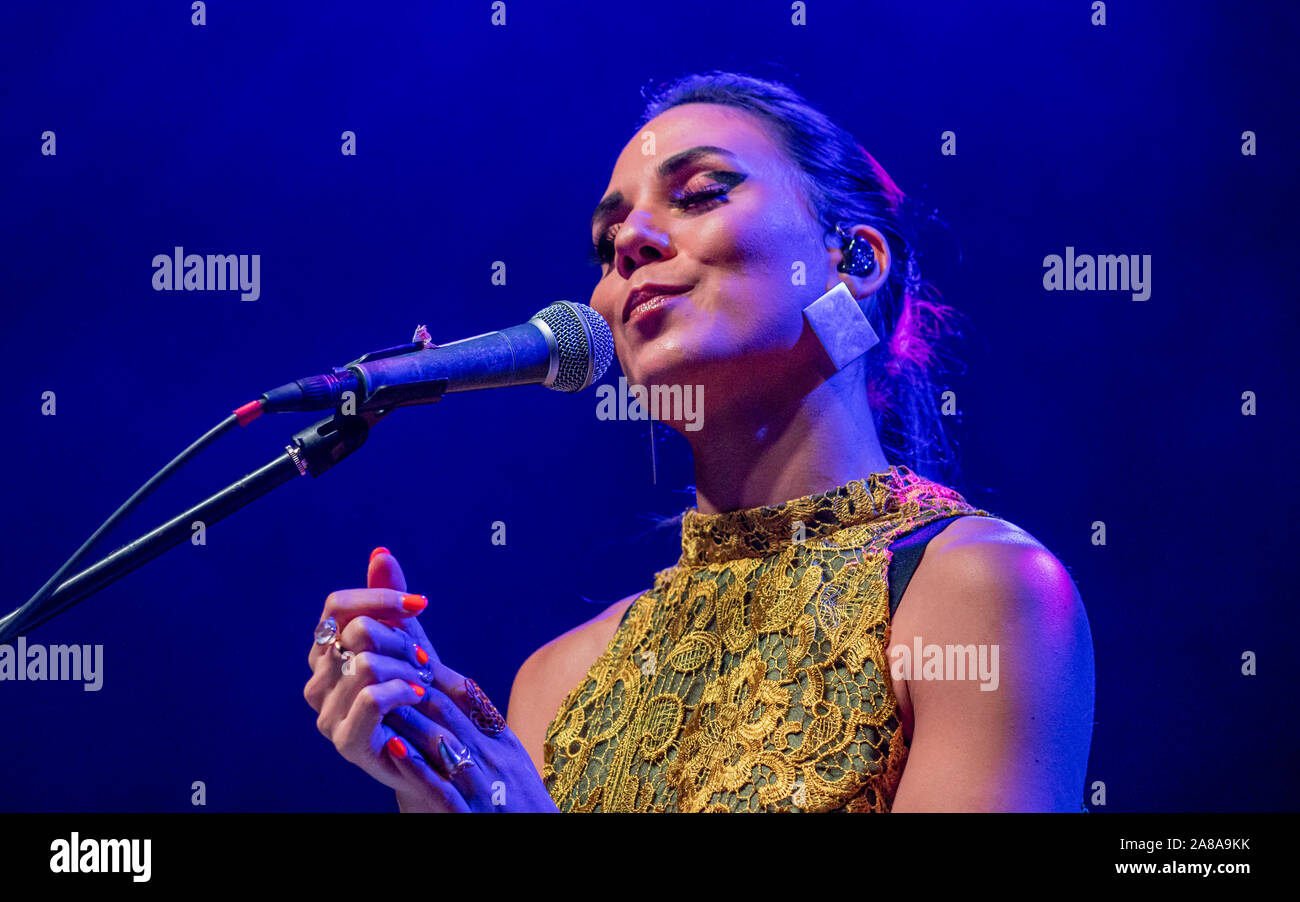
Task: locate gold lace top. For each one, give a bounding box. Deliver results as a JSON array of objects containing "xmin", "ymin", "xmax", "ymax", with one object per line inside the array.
[{"xmin": 543, "ymin": 466, "xmax": 993, "ymax": 812}]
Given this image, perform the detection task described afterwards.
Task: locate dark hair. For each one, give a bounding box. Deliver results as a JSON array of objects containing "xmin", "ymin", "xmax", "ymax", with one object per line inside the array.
[{"xmin": 639, "ymin": 71, "xmax": 965, "ymax": 486}]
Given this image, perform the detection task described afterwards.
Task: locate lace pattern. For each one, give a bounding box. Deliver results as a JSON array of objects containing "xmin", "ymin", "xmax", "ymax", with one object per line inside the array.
[{"xmin": 543, "ymin": 466, "xmax": 992, "ymax": 812}]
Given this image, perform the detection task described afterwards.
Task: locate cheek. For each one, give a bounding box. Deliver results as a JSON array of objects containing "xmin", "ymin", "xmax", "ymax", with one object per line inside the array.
[
  {"xmin": 589, "ymin": 280, "xmax": 641, "ymax": 373},
  {"xmin": 699, "ymin": 207, "xmax": 816, "ymax": 341},
  {"xmin": 690, "ymin": 202, "xmax": 787, "ymax": 267},
  {"xmin": 701, "ymin": 193, "xmax": 817, "ymax": 297},
  {"xmin": 589, "ymin": 279, "xmax": 618, "ymax": 325}
]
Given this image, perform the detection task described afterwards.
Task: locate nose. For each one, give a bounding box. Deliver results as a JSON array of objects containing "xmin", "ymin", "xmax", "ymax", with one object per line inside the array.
[{"xmin": 614, "ymin": 209, "xmax": 673, "ymax": 280}]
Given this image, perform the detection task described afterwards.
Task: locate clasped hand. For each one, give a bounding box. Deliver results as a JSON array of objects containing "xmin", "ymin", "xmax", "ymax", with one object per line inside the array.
[{"xmin": 303, "ymin": 547, "xmax": 558, "ymax": 812}]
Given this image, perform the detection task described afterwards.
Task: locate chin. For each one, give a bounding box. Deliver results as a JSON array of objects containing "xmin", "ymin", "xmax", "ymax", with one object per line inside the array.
[{"xmin": 622, "ymin": 346, "xmax": 707, "ymax": 392}]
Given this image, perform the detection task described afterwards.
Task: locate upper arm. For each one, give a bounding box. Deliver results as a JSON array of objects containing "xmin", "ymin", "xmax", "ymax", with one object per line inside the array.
[
  {"xmin": 888, "ymin": 520, "xmax": 1095, "ymax": 812},
  {"xmin": 507, "ymin": 644, "xmax": 555, "ymax": 778},
  {"xmin": 506, "ymin": 593, "xmax": 642, "ymax": 779}
]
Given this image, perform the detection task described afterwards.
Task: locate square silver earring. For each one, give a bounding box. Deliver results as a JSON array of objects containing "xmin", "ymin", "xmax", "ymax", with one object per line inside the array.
[{"xmin": 802, "ymin": 282, "xmax": 881, "ymax": 370}]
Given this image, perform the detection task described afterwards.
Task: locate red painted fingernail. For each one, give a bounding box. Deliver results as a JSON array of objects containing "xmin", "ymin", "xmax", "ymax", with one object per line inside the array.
[
  {"xmin": 370, "ymin": 546, "xmax": 390, "ymax": 562},
  {"xmin": 385, "ymin": 737, "xmax": 407, "ymax": 759},
  {"xmin": 401, "ymin": 594, "xmax": 427, "ymax": 613},
  {"xmin": 408, "ymin": 682, "xmax": 425, "ymax": 697},
  {"xmin": 415, "ymin": 646, "xmax": 429, "ymax": 666}
]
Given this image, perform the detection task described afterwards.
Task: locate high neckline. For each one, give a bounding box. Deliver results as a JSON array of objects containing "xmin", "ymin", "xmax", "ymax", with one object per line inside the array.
[{"xmin": 678, "ymin": 465, "xmax": 955, "ymax": 566}]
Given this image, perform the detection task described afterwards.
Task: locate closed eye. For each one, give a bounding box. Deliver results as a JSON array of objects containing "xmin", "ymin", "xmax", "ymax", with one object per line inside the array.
[{"xmin": 589, "ymin": 170, "xmax": 748, "ymax": 269}]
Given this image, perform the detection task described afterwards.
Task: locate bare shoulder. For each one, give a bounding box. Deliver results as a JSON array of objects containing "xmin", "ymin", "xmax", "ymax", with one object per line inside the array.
[
  {"xmin": 894, "ymin": 514, "xmax": 1089, "ymax": 640},
  {"xmin": 925, "ymin": 514, "xmax": 1059, "ymax": 556},
  {"xmin": 507, "ymin": 591, "xmax": 643, "ymax": 778},
  {"xmin": 889, "ymin": 516, "xmax": 1092, "ymax": 735},
  {"xmin": 888, "ymin": 515, "xmax": 1095, "ymax": 810},
  {"xmin": 911, "ymin": 515, "xmax": 1083, "ymax": 604}
]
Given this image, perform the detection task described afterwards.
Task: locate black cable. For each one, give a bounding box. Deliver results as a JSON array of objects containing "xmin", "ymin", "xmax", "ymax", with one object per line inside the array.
[{"xmin": 0, "ymin": 412, "xmax": 242, "ymax": 643}]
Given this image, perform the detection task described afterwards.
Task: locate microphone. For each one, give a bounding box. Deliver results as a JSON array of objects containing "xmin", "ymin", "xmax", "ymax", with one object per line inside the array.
[{"xmin": 258, "ymin": 302, "xmax": 614, "ymax": 415}]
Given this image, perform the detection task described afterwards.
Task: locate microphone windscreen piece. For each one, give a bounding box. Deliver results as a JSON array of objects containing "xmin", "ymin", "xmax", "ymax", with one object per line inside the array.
[{"xmin": 531, "ymin": 302, "xmax": 615, "ymax": 392}]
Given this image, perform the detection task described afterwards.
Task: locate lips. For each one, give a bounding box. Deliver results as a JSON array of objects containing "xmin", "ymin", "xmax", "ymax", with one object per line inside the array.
[{"xmin": 623, "ymin": 283, "xmax": 692, "ymax": 323}]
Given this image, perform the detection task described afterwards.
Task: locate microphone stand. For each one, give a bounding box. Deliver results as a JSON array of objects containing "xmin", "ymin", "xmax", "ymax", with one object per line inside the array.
[{"xmin": 2, "ymin": 407, "xmax": 392, "ymax": 643}]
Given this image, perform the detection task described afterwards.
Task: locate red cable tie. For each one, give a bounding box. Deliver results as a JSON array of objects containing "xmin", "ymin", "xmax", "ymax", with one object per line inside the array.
[{"xmin": 234, "ymin": 400, "xmax": 264, "ymax": 427}]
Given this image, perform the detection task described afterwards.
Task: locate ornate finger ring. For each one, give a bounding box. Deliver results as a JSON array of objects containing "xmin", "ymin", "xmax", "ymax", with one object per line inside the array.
[
  {"xmin": 438, "ymin": 735, "xmax": 475, "ymax": 778},
  {"xmin": 314, "ymin": 616, "xmax": 353, "ymax": 665},
  {"xmin": 314, "ymin": 616, "xmax": 340, "ymax": 647},
  {"xmin": 465, "ymin": 677, "xmax": 508, "ymax": 736}
]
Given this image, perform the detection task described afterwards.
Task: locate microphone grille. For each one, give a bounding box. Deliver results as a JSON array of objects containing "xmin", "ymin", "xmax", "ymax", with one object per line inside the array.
[{"xmin": 531, "ymin": 302, "xmax": 615, "ymax": 393}]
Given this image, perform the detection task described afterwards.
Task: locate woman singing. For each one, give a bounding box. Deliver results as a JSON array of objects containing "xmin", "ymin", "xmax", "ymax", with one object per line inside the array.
[{"xmin": 302, "ymin": 71, "xmax": 1095, "ymax": 813}]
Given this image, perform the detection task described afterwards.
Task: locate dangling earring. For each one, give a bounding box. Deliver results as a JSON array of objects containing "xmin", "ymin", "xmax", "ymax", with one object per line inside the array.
[
  {"xmin": 835, "ymin": 222, "xmax": 877, "ymax": 276},
  {"xmin": 803, "ymin": 281, "xmax": 881, "ymax": 371},
  {"xmin": 802, "ymin": 223, "xmax": 881, "ymax": 370},
  {"xmin": 648, "ymin": 419, "xmax": 658, "ymax": 485}
]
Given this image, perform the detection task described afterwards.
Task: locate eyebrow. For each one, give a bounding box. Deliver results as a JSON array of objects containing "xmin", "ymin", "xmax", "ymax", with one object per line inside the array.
[{"xmin": 590, "ymin": 145, "xmax": 738, "ymax": 233}]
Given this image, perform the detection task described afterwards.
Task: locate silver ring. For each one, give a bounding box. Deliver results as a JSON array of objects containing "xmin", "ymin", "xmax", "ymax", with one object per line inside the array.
[
  {"xmin": 438, "ymin": 735, "xmax": 475, "ymax": 778},
  {"xmin": 314, "ymin": 616, "xmax": 339, "ymax": 647},
  {"xmin": 315, "ymin": 616, "xmax": 354, "ymax": 667}
]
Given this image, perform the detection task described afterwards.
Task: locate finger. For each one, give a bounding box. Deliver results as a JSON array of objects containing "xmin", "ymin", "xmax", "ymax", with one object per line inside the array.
[
  {"xmin": 322, "ymin": 588, "xmax": 428, "ymax": 630},
  {"xmin": 416, "ymin": 661, "xmax": 507, "ymax": 739},
  {"xmin": 396, "ymin": 622, "xmax": 439, "ymax": 670},
  {"xmin": 339, "ymin": 615, "xmax": 429, "ymax": 670},
  {"xmin": 329, "ymin": 677, "xmax": 423, "ymax": 783},
  {"xmin": 406, "ymin": 676, "xmax": 513, "ymax": 777},
  {"xmin": 382, "ymin": 730, "xmax": 471, "ymax": 812},
  {"xmin": 385, "ymin": 704, "xmax": 485, "ymax": 799},
  {"xmin": 311, "ymin": 596, "xmax": 439, "ymax": 674},
  {"xmin": 367, "ymin": 547, "xmax": 408, "ymax": 595},
  {"xmin": 396, "ymin": 616, "xmax": 440, "ymax": 669},
  {"xmin": 340, "ymin": 682, "xmax": 469, "ymax": 810},
  {"xmin": 316, "ymin": 650, "xmax": 429, "ymax": 739},
  {"xmin": 307, "ymin": 604, "xmax": 427, "ymax": 676},
  {"xmin": 303, "ymin": 647, "xmax": 344, "ymax": 713},
  {"xmin": 364, "ymin": 550, "xmax": 441, "ymax": 665},
  {"xmin": 366, "ymin": 548, "xmax": 447, "ymax": 660},
  {"xmin": 305, "ymin": 617, "xmax": 358, "ymax": 710}
]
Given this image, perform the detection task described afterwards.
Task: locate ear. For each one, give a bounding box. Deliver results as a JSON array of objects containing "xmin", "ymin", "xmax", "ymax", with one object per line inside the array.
[{"xmin": 825, "ymin": 223, "xmax": 891, "ymax": 300}]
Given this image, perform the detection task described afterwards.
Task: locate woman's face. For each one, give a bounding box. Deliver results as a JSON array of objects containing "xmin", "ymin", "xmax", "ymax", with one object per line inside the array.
[{"xmin": 587, "ymin": 102, "xmax": 836, "ymax": 426}]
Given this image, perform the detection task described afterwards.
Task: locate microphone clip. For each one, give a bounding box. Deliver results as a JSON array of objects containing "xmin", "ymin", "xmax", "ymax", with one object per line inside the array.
[{"xmin": 345, "ymin": 339, "xmax": 430, "ymax": 367}]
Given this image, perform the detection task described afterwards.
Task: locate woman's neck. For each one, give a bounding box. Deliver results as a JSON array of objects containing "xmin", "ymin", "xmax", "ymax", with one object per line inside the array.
[{"xmin": 684, "ymin": 360, "xmax": 892, "ymax": 515}]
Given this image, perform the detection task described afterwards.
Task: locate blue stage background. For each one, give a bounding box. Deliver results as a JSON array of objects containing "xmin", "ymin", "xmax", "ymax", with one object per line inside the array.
[{"xmin": 1, "ymin": 1, "xmax": 1296, "ymax": 811}]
